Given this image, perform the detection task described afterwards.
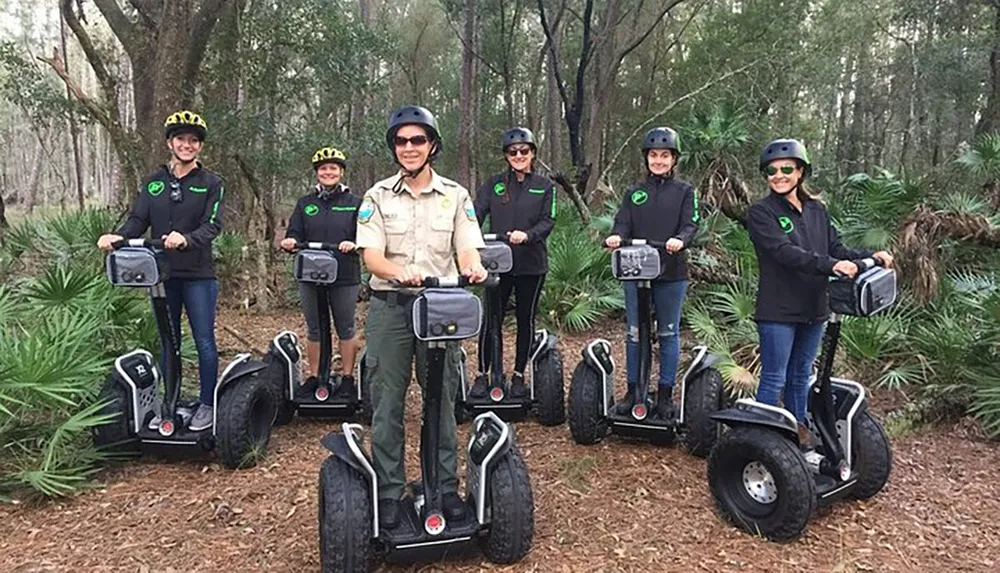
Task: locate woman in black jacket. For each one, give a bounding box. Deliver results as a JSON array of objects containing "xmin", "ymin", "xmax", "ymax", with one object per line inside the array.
[
  {"xmin": 605, "ymin": 127, "xmax": 699, "ymax": 419},
  {"xmin": 471, "ymin": 127, "xmax": 556, "ymax": 399},
  {"xmin": 280, "ymin": 147, "xmax": 362, "ymax": 395},
  {"xmin": 747, "ymin": 138, "xmax": 893, "ymax": 445}
]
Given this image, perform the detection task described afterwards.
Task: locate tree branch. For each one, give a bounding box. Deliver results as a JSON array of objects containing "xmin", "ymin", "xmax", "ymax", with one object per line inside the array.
[
  {"xmin": 182, "ymin": 0, "xmax": 230, "ymax": 101},
  {"xmin": 598, "ymin": 61, "xmax": 759, "ymax": 184},
  {"xmin": 538, "ymin": 0, "xmax": 571, "ymax": 111},
  {"xmin": 440, "ymin": 0, "xmax": 504, "ymax": 77},
  {"xmin": 615, "ymin": 0, "xmax": 686, "ymax": 64},
  {"xmin": 91, "ymin": 0, "xmax": 141, "ymax": 57},
  {"xmin": 60, "ymin": 0, "xmax": 118, "ymax": 106},
  {"xmin": 127, "ymin": 0, "xmax": 160, "ymax": 30}
]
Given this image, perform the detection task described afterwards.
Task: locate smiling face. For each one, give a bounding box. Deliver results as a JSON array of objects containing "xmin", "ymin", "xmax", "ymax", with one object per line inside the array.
[
  {"xmin": 505, "ymin": 144, "xmax": 535, "ymax": 172},
  {"xmin": 316, "ymin": 162, "xmax": 343, "ymax": 186},
  {"xmin": 647, "ymin": 149, "xmax": 676, "ymax": 176},
  {"xmin": 393, "ymin": 124, "xmax": 432, "ymax": 172},
  {"xmin": 765, "ymin": 159, "xmax": 803, "ymax": 195},
  {"xmin": 167, "ymin": 132, "xmax": 202, "ymax": 163}
]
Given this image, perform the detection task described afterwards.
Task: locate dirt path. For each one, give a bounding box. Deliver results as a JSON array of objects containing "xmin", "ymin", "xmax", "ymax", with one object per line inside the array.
[{"xmin": 2, "ymin": 310, "xmax": 998, "ymax": 572}]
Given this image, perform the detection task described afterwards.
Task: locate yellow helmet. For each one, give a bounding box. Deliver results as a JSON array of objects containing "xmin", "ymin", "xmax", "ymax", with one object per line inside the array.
[
  {"xmin": 312, "ymin": 147, "xmax": 347, "ymax": 169},
  {"xmin": 164, "ymin": 110, "xmax": 208, "ymax": 141}
]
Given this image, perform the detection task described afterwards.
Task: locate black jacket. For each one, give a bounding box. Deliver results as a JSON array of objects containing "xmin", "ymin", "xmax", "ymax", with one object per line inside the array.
[
  {"xmin": 118, "ymin": 164, "xmax": 224, "ymax": 280},
  {"xmin": 285, "ymin": 184, "xmax": 362, "ymax": 286},
  {"xmin": 611, "ymin": 174, "xmax": 699, "ymax": 282},
  {"xmin": 474, "ymin": 170, "xmax": 556, "ymax": 275},
  {"xmin": 747, "ymin": 192, "xmax": 872, "ymax": 323}
]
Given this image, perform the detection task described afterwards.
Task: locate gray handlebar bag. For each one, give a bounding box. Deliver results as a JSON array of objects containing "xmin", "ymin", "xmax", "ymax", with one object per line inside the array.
[
  {"xmin": 295, "ymin": 249, "xmax": 339, "ymax": 284},
  {"xmin": 481, "ymin": 241, "xmax": 514, "ymax": 274},
  {"xmin": 105, "ymin": 247, "xmax": 166, "ymax": 287},
  {"xmin": 412, "ymin": 288, "xmax": 483, "ymax": 341},
  {"xmin": 829, "ymin": 267, "xmax": 897, "ymax": 317},
  {"xmin": 612, "ymin": 245, "xmax": 661, "ymax": 281}
]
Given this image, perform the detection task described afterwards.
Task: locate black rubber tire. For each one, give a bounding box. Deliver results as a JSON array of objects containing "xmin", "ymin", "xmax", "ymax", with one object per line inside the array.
[
  {"xmin": 533, "ymin": 349, "xmax": 565, "ymax": 426},
  {"xmin": 850, "ymin": 410, "xmax": 892, "ymax": 499},
  {"xmin": 216, "ymin": 373, "xmax": 276, "ymax": 469},
  {"xmin": 568, "ymin": 361, "xmax": 608, "ymax": 445},
  {"xmin": 708, "ymin": 426, "xmax": 816, "ymax": 541},
  {"xmin": 92, "ymin": 376, "xmax": 140, "ymax": 456},
  {"xmin": 319, "ymin": 456, "xmax": 373, "ymax": 573},
  {"xmin": 682, "ymin": 367, "xmax": 724, "ymax": 457},
  {"xmin": 481, "ymin": 446, "xmax": 534, "ymax": 564}
]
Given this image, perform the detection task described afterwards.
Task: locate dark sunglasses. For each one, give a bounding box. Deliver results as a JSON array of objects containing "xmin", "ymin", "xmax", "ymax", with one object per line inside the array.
[
  {"xmin": 169, "ymin": 180, "xmax": 183, "ymax": 203},
  {"xmin": 506, "ymin": 147, "xmax": 532, "ymax": 157},
  {"xmin": 765, "ymin": 164, "xmax": 797, "ymax": 177},
  {"xmin": 393, "ymin": 135, "xmax": 429, "ymax": 148}
]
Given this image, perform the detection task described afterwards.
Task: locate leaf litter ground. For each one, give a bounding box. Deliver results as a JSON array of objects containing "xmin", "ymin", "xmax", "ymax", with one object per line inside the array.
[{"xmin": 2, "ymin": 307, "xmax": 998, "ymax": 572}]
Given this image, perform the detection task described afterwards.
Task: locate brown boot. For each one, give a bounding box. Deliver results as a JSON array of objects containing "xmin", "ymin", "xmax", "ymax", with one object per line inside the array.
[{"xmin": 797, "ymin": 423, "xmax": 817, "ymax": 450}]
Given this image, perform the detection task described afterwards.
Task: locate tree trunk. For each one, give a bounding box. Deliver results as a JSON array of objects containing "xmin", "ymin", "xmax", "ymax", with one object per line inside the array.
[
  {"xmin": 60, "ymin": 9, "xmax": 85, "ymax": 209},
  {"xmin": 978, "ymin": 1, "xmax": 1000, "ymax": 136},
  {"xmin": 457, "ymin": 0, "xmax": 476, "ymax": 190},
  {"xmin": 26, "ymin": 142, "xmax": 45, "ymax": 214}
]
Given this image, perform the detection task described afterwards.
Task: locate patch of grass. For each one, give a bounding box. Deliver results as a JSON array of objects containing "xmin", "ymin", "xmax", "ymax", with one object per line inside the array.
[{"xmin": 558, "ymin": 454, "xmax": 598, "ymax": 492}]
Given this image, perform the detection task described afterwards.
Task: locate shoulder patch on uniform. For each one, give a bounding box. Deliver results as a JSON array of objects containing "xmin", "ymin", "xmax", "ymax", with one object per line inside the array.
[
  {"xmin": 304, "ymin": 204, "xmax": 320, "ymax": 216},
  {"xmin": 147, "ymin": 180, "xmax": 164, "ymax": 196},
  {"xmin": 631, "ymin": 189, "xmax": 648, "ymax": 205},
  {"xmin": 464, "ymin": 197, "xmax": 477, "ymax": 221},
  {"xmin": 494, "ymin": 182, "xmax": 506, "ymax": 196},
  {"xmin": 358, "ymin": 199, "xmax": 376, "ymax": 224},
  {"xmin": 778, "ymin": 216, "xmax": 794, "ymax": 234}
]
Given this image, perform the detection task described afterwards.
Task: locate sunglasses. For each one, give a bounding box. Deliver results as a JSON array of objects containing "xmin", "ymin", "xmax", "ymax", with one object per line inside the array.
[
  {"xmin": 765, "ymin": 164, "xmax": 797, "ymax": 177},
  {"xmin": 506, "ymin": 147, "xmax": 532, "ymax": 157},
  {"xmin": 393, "ymin": 135, "xmax": 429, "ymax": 148},
  {"xmin": 169, "ymin": 180, "xmax": 183, "ymax": 203}
]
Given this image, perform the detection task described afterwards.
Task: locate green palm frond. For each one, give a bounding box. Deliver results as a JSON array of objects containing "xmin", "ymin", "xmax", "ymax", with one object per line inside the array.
[{"xmin": 956, "ymin": 132, "xmax": 1000, "ymax": 177}]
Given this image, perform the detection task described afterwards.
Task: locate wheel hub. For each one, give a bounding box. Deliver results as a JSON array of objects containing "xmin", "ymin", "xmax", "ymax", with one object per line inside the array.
[{"xmin": 742, "ymin": 461, "xmax": 777, "ymax": 504}]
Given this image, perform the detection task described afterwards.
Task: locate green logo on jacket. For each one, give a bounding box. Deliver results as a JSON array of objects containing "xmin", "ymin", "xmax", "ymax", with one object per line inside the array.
[
  {"xmin": 304, "ymin": 204, "xmax": 320, "ymax": 216},
  {"xmin": 494, "ymin": 182, "xmax": 506, "ymax": 196},
  {"xmin": 147, "ymin": 180, "xmax": 164, "ymax": 196},
  {"xmin": 631, "ymin": 190, "xmax": 648, "ymax": 205},
  {"xmin": 778, "ymin": 216, "xmax": 794, "ymax": 234}
]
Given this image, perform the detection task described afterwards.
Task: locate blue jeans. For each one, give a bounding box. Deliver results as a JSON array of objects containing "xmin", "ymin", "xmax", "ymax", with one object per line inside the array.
[
  {"xmin": 755, "ymin": 321, "xmax": 826, "ymax": 423},
  {"xmin": 625, "ymin": 280, "xmax": 688, "ymax": 391},
  {"xmin": 162, "ymin": 278, "xmax": 219, "ymax": 406}
]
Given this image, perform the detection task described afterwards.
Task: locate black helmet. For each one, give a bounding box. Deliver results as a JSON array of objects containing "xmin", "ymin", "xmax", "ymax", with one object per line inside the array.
[
  {"xmin": 386, "ymin": 105, "xmax": 441, "ymax": 160},
  {"xmin": 502, "ymin": 127, "xmax": 536, "ymax": 151},
  {"xmin": 759, "ymin": 138, "xmax": 811, "ymax": 178},
  {"xmin": 641, "ymin": 127, "xmax": 681, "ymax": 155}
]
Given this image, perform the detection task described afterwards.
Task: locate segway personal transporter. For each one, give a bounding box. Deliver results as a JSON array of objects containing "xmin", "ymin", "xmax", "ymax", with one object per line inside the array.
[
  {"xmin": 455, "ymin": 233, "xmax": 564, "ymax": 425},
  {"xmin": 93, "ymin": 239, "xmax": 276, "ymax": 469},
  {"xmin": 318, "ymin": 275, "xmax": 534, "ymax": 572},
  {"xmin": 568, "ymin": 238, "xmax": 725, "ymax": 455},
  {"xmin": 707, "ymin": 258, "xmax": 895, "ymax": 541},
  {"xmin": 267, "ymin": 241, "xmax": 369, "ymax": 425}
]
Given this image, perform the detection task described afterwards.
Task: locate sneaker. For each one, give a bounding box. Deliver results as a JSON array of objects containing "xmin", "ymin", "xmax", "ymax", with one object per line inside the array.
[
  {"xmin": 188, "ymin": 404, "xmax": 214, "ymax": 432},
  {"xmin": 508, "ymin": 372, "xmax": 529, "ymax": 399},
  {"xmin": 337, "ymin": 374, "xmax": 356, "ymax": 397},
  {"xmin": 297, "ymin": 376, "xmax": 319, "ymax": 399},
  {"xmin": 654, "ymin": 386, "xmax": 676, "ymax": 420},
  {"xmin": 442, "ymin": 492, "xmax": 467, "ymax": 521},
  {"xmin": 148, "ymin": 414, "xmax": 161, "ymax": 431},
  {"xmin": 379, "ymin": 498, "xmax": 401, "ymax": 529},
  {"xmin": 468, "ymin": 374, "xmax": 488, "ymax": 399},
  {"xmin": 613, "ymin": 397, "xmax": 634, "ymax": 416}
]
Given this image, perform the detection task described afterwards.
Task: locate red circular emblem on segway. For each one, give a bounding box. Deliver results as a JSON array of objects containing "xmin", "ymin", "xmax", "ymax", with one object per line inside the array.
[
  {"xmin": 632, "ymin": 404, "xmax": 647, "ymax": 421},
  {"xmin": 315, "ymin": 386, "xmax": 330, "ymax": 402},
  {"xmin": 159, "ymin": 420, "xmax": 175, "ymax": 436},
  {"xmin": 489, "ymin": 387, "xmax": 504, "ymax": 402},
  {"xmin": 424, "ymin": 512, "xmax": 446, "ymax": 536}
]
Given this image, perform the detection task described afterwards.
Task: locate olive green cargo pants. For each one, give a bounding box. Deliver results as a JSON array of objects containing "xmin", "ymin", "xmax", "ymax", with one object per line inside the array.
[{"xmin": 366, "ymin": 294, "xmax": 462, "ymax": 499}]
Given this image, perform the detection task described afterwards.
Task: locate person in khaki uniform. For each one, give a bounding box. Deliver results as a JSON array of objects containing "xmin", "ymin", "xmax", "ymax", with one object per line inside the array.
[{"xmin": 355, "ymin": 105, "xmax": 487, "ymax": 530}]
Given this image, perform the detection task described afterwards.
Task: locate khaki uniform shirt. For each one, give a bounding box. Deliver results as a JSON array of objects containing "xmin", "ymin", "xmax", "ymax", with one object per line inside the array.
[{"xmin": 356, "ymin": 169, "xmax": 485, "ymax": 291}]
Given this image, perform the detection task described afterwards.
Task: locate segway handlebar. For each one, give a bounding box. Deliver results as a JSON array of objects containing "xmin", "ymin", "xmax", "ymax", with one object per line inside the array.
[
  {"xmin": 389, "ymin": 275, "xmax": 500, "ymax": 288},
  {"xmin": 111, "ymin": 238, "xmax": 165, "ymax": 250},
  {"xmin": 291, "ymin": 240, "xmax": 342, "ymax": 252},
  {"xmin": 605, "ymin": 237, "xmax": 668, "ymax": 249},
  {"xmin": 482, "ymin": 233, "xmax": 519, "ymax": 243}
]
